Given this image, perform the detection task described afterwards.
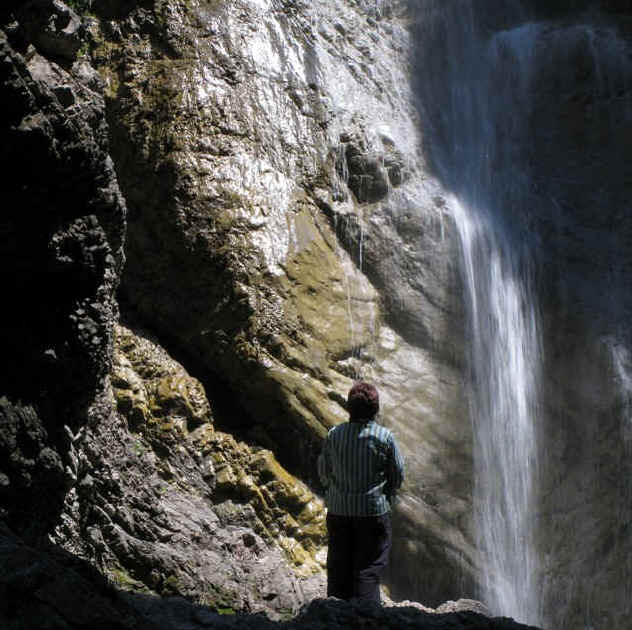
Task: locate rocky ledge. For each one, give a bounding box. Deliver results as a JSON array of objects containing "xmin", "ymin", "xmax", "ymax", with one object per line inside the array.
[{"xmin": 1, "ymin": 525, "xmax": 540, "ymax": 630}]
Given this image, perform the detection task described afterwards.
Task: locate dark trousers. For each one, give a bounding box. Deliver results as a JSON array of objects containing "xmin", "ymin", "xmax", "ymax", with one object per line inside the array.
[{"xmin": 326, "ymin": 512, "xmax": 392, "ymax": 603}]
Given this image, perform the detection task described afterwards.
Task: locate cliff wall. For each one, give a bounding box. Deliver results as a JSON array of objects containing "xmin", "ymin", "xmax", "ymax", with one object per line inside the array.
[
  {"xmin": 6, "ymin": 0, "xmax": 631, "ymax": 627},
  {"xmin": 409, "ymin": 1, "xmax": 632, "ymax": 628},
  {"xmin": 0, "ymin": 0, "xmax": 477, "ymax": 621},
  {"xmin": 86, "ymin": 0, "xmax": 475, "ymax": 604}
]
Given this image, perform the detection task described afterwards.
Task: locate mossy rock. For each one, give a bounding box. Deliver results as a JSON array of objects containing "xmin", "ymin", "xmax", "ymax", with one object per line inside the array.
[
  {"xmin": 112, "ymin": 362, "xmax": 151, "ymax": 430},
  {"xmin": 109, "ymin": 567, "xmax": 151, "ymax": 593},
  {"xmin": 113, "ymin": 324, "xmax": 214, "ymax": 436},
  {"xmin": 150, "ymin": 374, "xmax": 211, "ymax": 431},
  {"xmin": 112, "ymin": 327, "xmax": 326, "ymax": 572}
]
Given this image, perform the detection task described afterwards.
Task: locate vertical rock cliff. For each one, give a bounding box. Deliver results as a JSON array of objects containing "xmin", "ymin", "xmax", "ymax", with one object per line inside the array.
[
  {"xmin": 85, "ymin": 0, "xmax": 475, "ymax": 605},
  {"xmin": 0, "ymin": 0, "xmax": 326, "ymax": 621},
  {"xmin": 7, "ymin": 0, "xmax": 632, "ymax": 628},
  {"xmin": 410, "ymin": 1, "xmax": 632, "ymax": 628},
  {"xmin": 0, "ymin": 0, "xmax": 126, "ymax": 542},
  {"xmin": 1, "ymin": 0, "xmax": 478, "ymax": 623}
]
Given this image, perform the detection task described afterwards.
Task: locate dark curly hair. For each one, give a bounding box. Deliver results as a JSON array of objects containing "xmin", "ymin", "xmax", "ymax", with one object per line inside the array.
[{"xmin": 347, "ymin": 381, "xmax": 379, "ymax": 421}]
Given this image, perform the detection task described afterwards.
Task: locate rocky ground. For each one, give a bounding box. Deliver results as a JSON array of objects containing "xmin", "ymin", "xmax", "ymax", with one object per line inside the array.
[{"xmin": 1, "ymin": 524, "xmax": 540, "ymax": 630}]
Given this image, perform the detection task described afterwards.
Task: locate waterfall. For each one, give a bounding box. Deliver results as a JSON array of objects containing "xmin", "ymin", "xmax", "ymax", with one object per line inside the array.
[
  {"xmin": 449, "ymin": 196, "xmax": 542, "ymax": 624},
  {"xmin": 453, "ymin": 25, "xmax": 545, "ymax": 625},
  {"xmin": 412, "ymin": 3, "xmax": 544, "ymax": 623},
  {"xmin": 413, "ymin": 1, "xmax": 632, "ymax": 627}
]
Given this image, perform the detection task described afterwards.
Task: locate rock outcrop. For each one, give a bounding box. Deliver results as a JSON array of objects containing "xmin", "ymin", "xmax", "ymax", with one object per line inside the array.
[
  {"xmin": 1, "ymin": 1, "xmax": 326, "ymax": 620},
  {"xmin": 104, "ymin": 324, "xmax": 326, "ymax": 614},
  {"xmin": 85, "ymin": 0, "xmax": 474, "ymax": 605},
  {"xmin": 0, "ymin": 0, "xmax": 125, "ymax": 541},
  {"xmin": 1, "ymin": 524, "xmax": 542, "ymax": 630}
]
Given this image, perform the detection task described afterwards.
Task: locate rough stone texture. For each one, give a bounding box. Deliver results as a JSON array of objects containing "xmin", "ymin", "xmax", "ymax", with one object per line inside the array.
[
  {"xmin": 10, "ymin": 0, "xmax": 632, "ymax": 627},
  {"xmin": 44, "ymin": 324, "xmax": 326, "ymax": 619},
  {"xmin": 521, "ymin": 21, "xmax": 632, "ymax": 630},
  {"xmin": 85, "ymin": 0, "xmax": 474, "ymax": 605},
  {"xmin": 1, "ymin": 3, "xmax": 332, "ymax": 623},
  {"xmin": 0, "ymin": 2, "xmax": 125, "ymax": 540},
  {"xmin": 18, "ymin": 0, "xmax": 85, "ymax": 62},
  {"xmin": 0, "ymin": 0, "xmax": 551, "ymax": 625},
  {"xmin": 0, "ymin": 523, "xmax": 542, "ymax": 630}
]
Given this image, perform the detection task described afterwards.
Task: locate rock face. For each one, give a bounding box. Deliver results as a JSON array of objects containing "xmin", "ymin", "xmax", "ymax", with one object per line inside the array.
[
  {"xmin": 409, "ymin": 1, "xmax": 632, "ymax": 628},
  {"xmin": 8, "ymin": 0, "xmax": 632, "ymax": 627},
  {"xmin": 0, "ymin": 0, "xmax": 476, "ymax": 618},
  {"xmin": 110, "ymin": 325, "xmax": 326, "ymax": 607},
  {"xmin": 519, "ymin": 20, "xmax": 632, "ymax": 630},
  {"xmin": 86, "ymin": 0, "xmax": 474, "ymax": 605},
  {"xmin": 46, "ymin": 323, "xmax": 327, "ymax": 618},
  {"xmin": 0, "ymin": 0, "xmax": 326, "ymax": 620},
  {"xmin": 0, "ymin": 0, "xmax": 125, "ymax": 541}
]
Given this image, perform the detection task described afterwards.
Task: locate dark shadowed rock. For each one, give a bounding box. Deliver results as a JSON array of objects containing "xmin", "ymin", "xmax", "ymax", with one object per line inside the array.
[
  {"xmin": 0, "ymin": 6, "xmax": 125, "ymax": 540},
  {"xmin": 16, "ymin": 0, "xmax": 85, "ymax": 62},
  {"xmin": 0, "ymin": 524, "xmax": 543, "ymax": 630}
]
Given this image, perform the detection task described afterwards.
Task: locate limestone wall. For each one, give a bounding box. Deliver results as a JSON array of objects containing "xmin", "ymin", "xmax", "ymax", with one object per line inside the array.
[
  {"xmin": 88, "ymin": 0, "xmax": 475, "ymax": 604},
  {"xmin": 0, "ymin": 0, "xmax": 477, "ymax": 617}
]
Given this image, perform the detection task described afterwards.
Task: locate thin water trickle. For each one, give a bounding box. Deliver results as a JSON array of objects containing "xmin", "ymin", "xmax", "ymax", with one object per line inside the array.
[{"xmin": 610, "ymin": 340, "xmax": 632, "ymax": 612}]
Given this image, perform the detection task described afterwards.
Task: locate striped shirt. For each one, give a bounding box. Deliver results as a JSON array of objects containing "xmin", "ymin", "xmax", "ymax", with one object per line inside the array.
[{"xmin": 317, "ymin": 419, "xmax": 404, "ymax": 517}]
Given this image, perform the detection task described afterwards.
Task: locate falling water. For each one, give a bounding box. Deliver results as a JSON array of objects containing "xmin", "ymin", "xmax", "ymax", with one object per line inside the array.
[
  {"xmin": 449, "ymin": 196, "xmax": 541, "ymax": 624},
  {"xmin": 413, "ymin": 2, "xmax": 544, "ymax": 623},
  {"xmin": 456, "ymin": 25, "xmax": 545, "ymax": 625},
  {"xmin": 414, "ymin": 0, "xmax": 632, "ymax": 626}
]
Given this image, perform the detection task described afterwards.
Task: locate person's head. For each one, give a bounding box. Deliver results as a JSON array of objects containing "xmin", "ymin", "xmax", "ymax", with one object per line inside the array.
[{"xmin": 347, "ymin": 381, "xmax": 379, "ymax": 422}]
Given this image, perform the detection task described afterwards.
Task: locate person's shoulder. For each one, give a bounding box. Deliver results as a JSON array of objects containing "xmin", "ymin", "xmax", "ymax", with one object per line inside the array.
[
  {"xmin": 329, "ymin": 422, "xmax": 348, "ymax": 437},
  {"xmin": 370, "ymin": 420, "xmax": 394, "ymax": 439},
  {"xmin": 379, "ymin": 424, "xmax": 401, "ymax": 449}
]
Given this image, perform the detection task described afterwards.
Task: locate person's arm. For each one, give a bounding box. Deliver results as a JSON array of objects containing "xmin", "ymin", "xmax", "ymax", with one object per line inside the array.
[
  {"xmin": 385, "ymin": 434, "xmax": 404, "ymax": 497},
  {"xmin": 317, "ymin": 432, "xmax": 332, "ymax": 488}
]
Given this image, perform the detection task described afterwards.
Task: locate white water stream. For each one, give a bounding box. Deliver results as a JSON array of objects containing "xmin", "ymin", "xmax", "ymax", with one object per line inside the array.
[
  {"xmin": 414, "ymin": 4, "xmax": 544, "ymax": 622},
  {"xmin": 414, "ymin": 2, "xmax": 632, "ymax": 626},
  {"xmin": 450, "ymin": 196, "xmax": 541, "ymax": 624}
]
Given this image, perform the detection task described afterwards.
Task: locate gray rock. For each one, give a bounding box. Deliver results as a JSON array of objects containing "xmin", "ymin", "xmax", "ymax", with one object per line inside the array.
[
  {"xmin": 0, "ymin": 527, "xmax": 543, "ymax": 630},
  {"xmin": 18, "ymin": 0, "xmax": 85, "ymax": 62},
  {"xmin": 86, "ymin": 0, "xmax": 473, "ymax": 606}
]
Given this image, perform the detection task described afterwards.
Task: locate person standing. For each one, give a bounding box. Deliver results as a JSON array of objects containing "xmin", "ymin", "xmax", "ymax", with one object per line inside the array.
[{"xmin": 317, "ymin": 381, "xmax": 404, "ymax": 603}]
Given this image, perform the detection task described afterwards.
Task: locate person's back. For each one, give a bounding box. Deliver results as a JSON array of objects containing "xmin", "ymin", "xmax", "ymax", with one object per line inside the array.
[
  {"xmin": 318, "ymin": 382, "xmax": 404, "ymax": 602},
  {"xmin": 322, "ymin": 420, "xmax": 402, "ymax": 517}
]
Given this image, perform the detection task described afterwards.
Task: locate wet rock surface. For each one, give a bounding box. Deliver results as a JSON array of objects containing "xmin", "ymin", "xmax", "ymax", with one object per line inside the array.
[
  {"xmin": 410, "ymin": 2, "xmax": 632, "ymax": 627},
  {"xmin": 517, "ymin": 21, "xmax": 632, "ymax": 630},
  {"xmin": 85, "ymin": 0, "xmax": 473, "ymax": 604}
]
